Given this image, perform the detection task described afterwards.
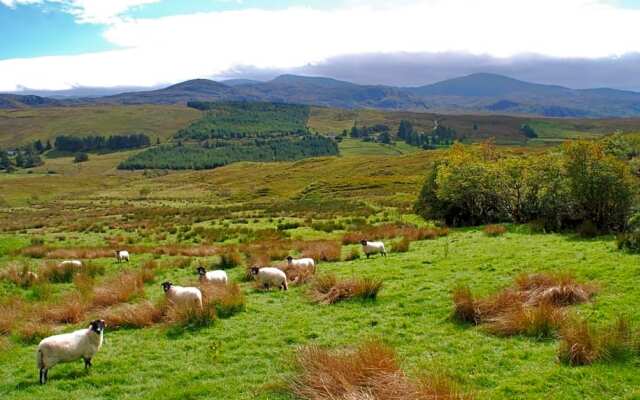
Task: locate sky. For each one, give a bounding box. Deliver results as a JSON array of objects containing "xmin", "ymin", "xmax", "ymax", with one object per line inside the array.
[{"xmin": 1, "ymin": 0, "xmax": 640, "ymax": 92}]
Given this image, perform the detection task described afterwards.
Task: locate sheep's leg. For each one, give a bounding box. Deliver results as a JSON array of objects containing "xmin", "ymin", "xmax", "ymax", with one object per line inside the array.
[
  {"xmin": 84, "ymin": 357, "xmax": 92, "ymax": 369},
  {"xmin": 366, "ymin": 253, "xmax": 370, "ymax": 259},
  {"xmin": 39, "ymin": 368, "xmax": 46, "ymax": 384}
]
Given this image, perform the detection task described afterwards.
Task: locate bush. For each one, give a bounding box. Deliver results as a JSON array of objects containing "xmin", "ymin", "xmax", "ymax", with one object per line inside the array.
[
  {"xmin": 483, "ymin": 224, "xmax": 507, "ymax": 237},
  {"xmin": 311, "ymin": 220, "xmax": 344, "ymax": 233},
  {"xmin": 74, "ymin": 152, "xmax": 89, "ymax": 163},
  {"xmin": 289, "ymin": 339, "xmax": 472, "ymax": 400},
  {"xmin": 576, "ymin": 220, "xmax": 599, "ymax": 238},
  {"xmin": 310, "ymin": 273, "xmax": 383, "ymax": 304},
  {"xmin": 617, "ymin": 231, "xmax": 640, "ymax": 253},
  {"xmin": 277, "ymin": 222, "xmax": 301, "ymax": 231}
]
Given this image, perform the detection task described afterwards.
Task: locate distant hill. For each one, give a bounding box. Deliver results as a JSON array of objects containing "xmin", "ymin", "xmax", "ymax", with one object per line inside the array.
[{"xmin": 2, "ymin": 73, "xmax": 640, "ymax": 117}]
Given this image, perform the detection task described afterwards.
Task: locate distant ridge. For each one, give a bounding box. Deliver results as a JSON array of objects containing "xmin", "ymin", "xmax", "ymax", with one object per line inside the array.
[{"xmin": 3, "ymin": 73, "xmax": 640, "ymax": 117}]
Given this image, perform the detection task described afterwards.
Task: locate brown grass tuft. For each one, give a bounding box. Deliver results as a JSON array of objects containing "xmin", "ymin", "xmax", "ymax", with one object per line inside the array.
[
  {"xmin": 91, "ymin": 270, "xmax": 148, "ymax": 308},
  {"xmin": 391, "ymin": 237, "xmax": 411, "ymax": 253},
  {"xmin": 199, "ymin": 282, "xmax": 246, "ymax": 318},
  {"xmin": 0, "ymin": 262, "xmax": 39, "ymax": 287},
  {"xmin": 15, "ymin": 322, "xmax": 55, "ymax": 344},
  {"xmin": 277, "ymin": 263, "xmax": 316, "ymax": 285},
  {"xmin": 483, "ymin": 224, "xmax": 507, "ymax": 237},
  {"xmin": 102, "ymin": 300, "xmax": 165, "ymax": 329},
  {"xmin": 298, "ymin": 240, "xmax": 341, "ymax": 262},
  {"xmin": 453, "ymin": 273, "xmax": 597, "ymax": 338},
  {"xmin": 38, "ymin": 293, "xmax": 88, "ymax": 324},
  {"xmin": 310, "ymin": 273, "xmax": 383, "ymax": 305},
  {"xmin": 290, "ymin": 339, "xmax": 472, "ymax": 400},
  {"xmin": 342, "ymin": 224, "xmax": 449, "ymax": 245}
]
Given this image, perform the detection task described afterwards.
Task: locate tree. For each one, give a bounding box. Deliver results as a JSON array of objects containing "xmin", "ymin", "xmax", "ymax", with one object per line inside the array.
[
  {"xmin": 34, "ymin": 140, "xmax": 44, "ymax": 153},
  {"xmin": 519, "ymin": 124, "xmax": 538, "ymax": 139},
  {"xmin": 378, "ymin": 131, "xmax": 391, "ymax": 144},
  {"xmin": 74, "ymin": 152, "xmax": 89, "ymax": 163},
  {"xmin": 397, "ymin": 120, "xmax": 413, "ymax": 140},
  {"xmin": 0, "ymin": 149, "xmax": 12, "ymax": 170},
  {"xmin": 45, "ymin": 140, "xmax": 52, "ymax": 151}
]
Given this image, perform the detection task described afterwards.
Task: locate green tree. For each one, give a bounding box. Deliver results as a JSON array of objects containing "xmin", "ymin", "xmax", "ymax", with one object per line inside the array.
[{"xmin": 74, "ymin": 152, "xmax": 89, "ymax": 163}]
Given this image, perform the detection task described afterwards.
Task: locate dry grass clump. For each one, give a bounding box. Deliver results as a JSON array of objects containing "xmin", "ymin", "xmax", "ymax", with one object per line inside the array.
[
  {"xmin": 558, "ymin": 316, "xmax": 640, "ymax": 366},
  {"xmin": 214, "ymin": 250, "xmax": 243, "ymax": 269},
  {"xmin": 0, "ymin": 299, "xmax": 23, "ymax": 335},
  {"xmin": 298, "ymin": 240, "xmax": 341, "ymax": 262},
  {"xmin": 102, "ymin": 300, "xmax": 165, "ymax": 329},
  {"xmin": 0, "ymin": 262, "xmax": 39, "ymax": 287},
  {"xmin": 40, "ymin": 261, "xmax": 105, "ymax": 283},
  {"xmin": 38, "ymin": 293, "xmax": 88, "ymax": 324},
  {"xmin": 343, "ymin": 247, "xmax": 361, "ymax": 261},
  {"xmin": 391, "ymin": 237, "xmax": 411, "ymax": 253},
  {"xmin": 91, "ymin": 269, "xmax": 150, "ymax": 308},
  {"xmin": 452, "ymin": 273, "xmax": 597, "ymax": 338},
  {"xmin": 15, "ymin": 322, "xmax": 55, "ymax": 344},
  {"xmin": 310, "ymin": 273, "xmax": 383, "ymax": 305},
  {"xmin": 483, "ymin": 224, "xmax": 507, "ymax": 237},
  {"xmin": 199, "ymin": 282, "xmax": 246, "ymax": 318},
  {"xmin": 164, "ymin": 302, "xmax": 217, "ymax": 329},
  {"xmin": 289, "ymin": 339, "xmax": 472, "ymax": 400},
  {"xmin": 277, "ymin": 263, "xmax": 316, "ymax": 285}
]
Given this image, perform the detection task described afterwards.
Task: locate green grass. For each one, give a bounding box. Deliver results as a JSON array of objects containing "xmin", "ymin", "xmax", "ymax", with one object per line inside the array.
[
  {"xmin": 1, "ymin": 229, "xmax": 640, "ymax": 399},
  {"xmin": 338, "ymin": 138, "xmax": 421, "ymax": 156}
]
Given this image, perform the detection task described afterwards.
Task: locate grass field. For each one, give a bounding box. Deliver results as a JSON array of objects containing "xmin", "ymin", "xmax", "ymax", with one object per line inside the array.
[
  {"xmin": 1, "ymin": 226, "xmax": 639, "ymax": 399},
  {"xmin": 338, "ymin": 138, "xmax": 421, "ymax": 156},
  {"xmin": 0, "ymin": 105, "xmax": 201, "ymax": 147}
]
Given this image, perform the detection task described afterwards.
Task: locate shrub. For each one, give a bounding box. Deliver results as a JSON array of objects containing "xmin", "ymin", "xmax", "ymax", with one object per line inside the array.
[
  {"xmin": 483, "ymin": 224, "xmax": 507, "ymax": 237},
  {"xmin": 576, "ymin": 220, "xmax": 599, "ymax": 238},
  {"xmin": 277, "ymin": 221, "xmax": 301, "ymax": 231},
  {"xmin": 289, "ymin": 339, "xmax": 472, "ymax": 400},
  {"xmin": 311, "ymin": 220, "xmax": 344, "ymax": 233},
  {"xmin": 391, "ymin": 237, "xmax": 411, "ymax": 253},
  {"xmin": 310, "ymin": 274, "xmax": 383, "ymax": 304},
  {"xmin": 617, "ymin": 231, "xmax": 640, "ymax": 253},
  {"xmin": 74, "ymin": 152, "xmax": 89, "ymax": 163}
]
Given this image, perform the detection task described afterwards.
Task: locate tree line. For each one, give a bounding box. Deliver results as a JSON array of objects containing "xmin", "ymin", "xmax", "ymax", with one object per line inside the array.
[{"xmin": 54, "ymin": 133, "xmax": 151, "ymax": 153}]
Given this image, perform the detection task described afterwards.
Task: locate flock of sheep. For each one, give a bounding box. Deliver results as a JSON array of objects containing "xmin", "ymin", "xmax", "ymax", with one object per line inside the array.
[{"xmin": 34, "ymin": 240, "xmax": 387, "ymax": 384}]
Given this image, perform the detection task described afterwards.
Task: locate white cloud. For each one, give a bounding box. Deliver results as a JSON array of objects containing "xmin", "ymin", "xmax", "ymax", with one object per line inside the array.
[
  {"xmin": 1, "ymin": 0, "xmax": 640, "ymax": 91},
  {"xmin": 0, "ymin": 0, "xmax": 42, "ymax": 7}
]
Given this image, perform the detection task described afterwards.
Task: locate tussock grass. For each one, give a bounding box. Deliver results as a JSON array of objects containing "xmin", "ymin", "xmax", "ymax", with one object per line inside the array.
[
  {"xmin": 310, "ymin": 273, "xmax": 383, "ymax": 304},
  {"xmin": 15, "ymin": 322, "xmax": 55, "ymax": 345},
  {"xmin": 0, "ymin": 262, "xmax": 39, "ymax": 287},
  {"xmin": 483, "ymin": 224, "xmax": 507, "ymax": 237},
  {"xmin": 199, "ymin": 282, "xmax": 246, "ymax": 318},
  {"xmin": 214, "ymin": 250, "xmax": 243, "ymax": 269},
  {"xmin": 289, "ymin": 339, "xmax": 472, "ymax": 400},
  {"xmin": 40, "ymin": 260, "xmax": 105, "ymax": 283},
  {"xmin": 453, "ymin": 273, "xmax": 597, "ymax": 338},
  {"xmin": 102, "ymin": 300, "xmax": 165, "ymax": 330},
  {"xmin": 391, "ymin": 237, "xmax": 412, "ymax": 253},
  {"xmin": 299, "ymin": 240, "xmax": 341, "ymax": 262},
  {"xmin": 558, "ymin": 316, "xmax": 640, "ymax": 366},
  {"xmin": 342, "ymin": 223, "xmax": 448, "ymax": 245},
  {"xmin": 277, "ymin": 263, "xmax": 316, "ymax": 285},
  {"xmin": 343, "ymin": 246, "xmax": 361, "ymax": 261},
  {"xmin": 38, "ymin": 293, "xmax": 88, "ymax": 324},
  {"xmin": 164, "ymin": 302, "xmax": 217, "ymax": 329}
]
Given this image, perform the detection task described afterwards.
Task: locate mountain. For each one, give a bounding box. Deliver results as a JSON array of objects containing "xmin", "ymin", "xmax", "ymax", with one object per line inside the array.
[
  {"xmin": 406, "ymin": 73, "xmax": 640, "ymax": 117},
  {"xmin": 2, "ymin": 73, "xmax": 640, "ymax": 117},
  {"xmin": 0, "ymin": 93, "xmax": 65, "ymax": 108}
]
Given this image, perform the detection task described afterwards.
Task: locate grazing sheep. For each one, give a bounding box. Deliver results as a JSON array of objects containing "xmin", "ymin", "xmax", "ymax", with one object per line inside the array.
[
  {"xmin": 360, "ymin": 240, "xmax": 387, "ymax": 258},
  {"xmin": 59, "ymin": 260, "xmax": 82, "ymax": 268},
  {"xmin": 196, "ymin": 266, "xmax": 228, "ymax": 284},
  {"xmin": 250, "ymin": 267, "xmax": 288, "ymax": 291},
  {"xmin": 286, "ymin": 256, "xmax": 316, "ymax": 273},
  {"xmin": 162, "ymin": 281, "xmax": 203, "ymax": 309},
  {"xmin": 36, "ymin": 319, "xmax": 105, "ymax": 384},
  {"xmin": 114, "ymin": 250, "xmax": 130, "ymax": 263},
  {"xmin": 25, "ymin": 271, "xmax": 39, "ymax": 283}
]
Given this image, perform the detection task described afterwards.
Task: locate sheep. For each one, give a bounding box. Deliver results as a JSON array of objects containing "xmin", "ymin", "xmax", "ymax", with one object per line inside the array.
[
  {"xmin": 36, "ymin": 319, "xmax": 105, "ymax": 384},
  {"xmin": 286, "ymin": 256, "xmax": 316, "ymax": 273},
  {"xmin": 162, "ymin": 281, "xmax": 203, "ymax": 309},
  {"xmin": 58, "ymin": 260, "xmax": 82, "ymax": 268},
  {"xmin": 250, "ymin": 267, "xmax": 288, "ymax": 291},
  {"xmin": 196, "ymin": 266, "xmax": 228, "ymax": 284},
  {"xmin": 114, "ymin": 250, "xmax": 130, "ymax": 263},
  {"xmin": 360, "ymin": 240, "xmax": 387, "ymax": 258}
]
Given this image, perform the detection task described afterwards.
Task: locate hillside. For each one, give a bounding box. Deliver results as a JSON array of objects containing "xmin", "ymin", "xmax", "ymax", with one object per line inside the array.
[{"xmin": 4, "ymin": 73, "xmax": 640, "ymax": 117}]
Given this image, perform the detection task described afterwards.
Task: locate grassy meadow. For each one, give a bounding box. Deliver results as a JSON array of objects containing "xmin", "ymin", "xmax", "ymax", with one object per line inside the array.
[{"xmin": 1, "ymin": 104, "xmax": 640, "ymax": 399}]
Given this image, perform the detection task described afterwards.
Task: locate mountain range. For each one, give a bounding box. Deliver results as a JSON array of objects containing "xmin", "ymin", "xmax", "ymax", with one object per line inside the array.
[{"xmin": 2, "ymin": 73, "xmax": 640, "ymax": 118}]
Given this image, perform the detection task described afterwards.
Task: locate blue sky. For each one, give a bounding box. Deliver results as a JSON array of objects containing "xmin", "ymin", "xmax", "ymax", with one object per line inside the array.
[{"xmin": 1, "ymin": 0, "xmax": 640, "ymax": 91}]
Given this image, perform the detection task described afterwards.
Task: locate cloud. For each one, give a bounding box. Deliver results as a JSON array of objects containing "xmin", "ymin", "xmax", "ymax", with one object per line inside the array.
[
  {"xmin": 0, "ymin": 0, "xmax": 42, "ymax": 7},
  {"xmin": 1, "ymin": 0, "xmax": 640, "ymax": 91}
]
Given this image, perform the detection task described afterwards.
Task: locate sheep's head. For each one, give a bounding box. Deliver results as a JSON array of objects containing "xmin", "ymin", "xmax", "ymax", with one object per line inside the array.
[
  {"xmin": 286, "ymin": 256, "xmax": 293, "ymax": 263},
  {"xmin": 90, "ymin": 319, "xmax": 106, "ymax": 334},
  {"xmin": 360, "ymin": 240, "xmax": 368, "ymax": 246},
  {"xmin": 196, "ymin": 266, "xmax": 206, "ymax": 276},
  {"xmin": 161, "ymin": 281, "xmax": 173, "ymax": 292},
  {"xmin": 250, "ymin": 267, "xmax": 260, "ymax": 276}
]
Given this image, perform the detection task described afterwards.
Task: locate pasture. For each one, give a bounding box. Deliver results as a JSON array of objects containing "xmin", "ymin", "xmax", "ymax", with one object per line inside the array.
[{"xmin": 1, "ymin": 142, "xmax": 639, "ymax": 399}]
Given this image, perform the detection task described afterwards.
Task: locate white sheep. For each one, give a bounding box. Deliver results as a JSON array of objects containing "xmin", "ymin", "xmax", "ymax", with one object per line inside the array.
[
  {"xmin": 250, "ymin": 266, "xmax": 288, "ymax": 290},
  {"xmin": 196, "ymin": 266, "xmax": 228, "ymax": 284},
  {"xmin": 360, "ymin": 240, "xmax": 387, "ymax": 258},
  {"xmin": 286, "ymin": 256, "xmax": 316, "ymax": 273},
  {"xmin": 36, "ymin": 319, "xmax": 105, "ymax": 384},
  {"xmin": 114, "ymin": 250, "xmax": 130, "ymax": 263},
  {"xmin": 162, "ymin": 281, "xmax": 203, "ymax": 309},
  {"xmin": 58, "ymin": 260, "xmax": 82, "ymax": 268}
]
